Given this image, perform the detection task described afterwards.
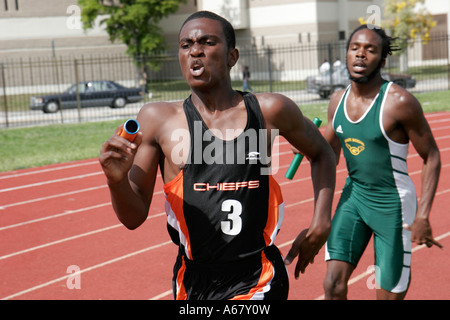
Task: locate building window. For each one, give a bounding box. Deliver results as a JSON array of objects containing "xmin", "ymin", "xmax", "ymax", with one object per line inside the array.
[{"xmin": 3, "ymin": 0, "xmax": 19, "ymax": 11}]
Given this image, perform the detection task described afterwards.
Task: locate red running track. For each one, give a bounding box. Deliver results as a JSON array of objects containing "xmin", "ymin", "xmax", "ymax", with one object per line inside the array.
[{"xmin": 1, "ymin": 112, "xmax": 450, "ymax": 300}]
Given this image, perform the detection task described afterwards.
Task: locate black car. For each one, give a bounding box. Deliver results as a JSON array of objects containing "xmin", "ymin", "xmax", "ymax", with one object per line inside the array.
[{"xmin": 30, "ymin": 80, "xmax": 144, "ymax": 113}]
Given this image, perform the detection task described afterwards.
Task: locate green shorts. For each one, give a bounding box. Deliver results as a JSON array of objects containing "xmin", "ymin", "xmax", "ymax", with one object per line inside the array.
[{"xmin": 325, "ymin": 178, "xmax": 417, "ymax": 293}]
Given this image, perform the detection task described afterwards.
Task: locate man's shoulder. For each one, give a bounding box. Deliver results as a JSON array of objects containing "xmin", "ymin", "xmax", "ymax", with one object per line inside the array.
[
  {"xmin": 252, "ymin": 92, "xmax": 305, "ymax": 131},
  {"xmin": 254, "ymin": 92, "xmax": 298, "ymax": 117},
  {"xmin": 142, "ymin": 99, "xmax": 184, "ymax": 110},
  {"xmin": 387, "ymin": 81, "xmax": 415, "ymax": 99},
  {"xmin": 140, "ymin": 100, "xmax": 185, "ymax": 119},
  {"xmin": 137, "ymin": 100, "xmax": 188, "ymax": 145},
  {"xmin": 385, "ymin": 82, "xmax": 420, "ymax": 111},
  {"xmin": 137, "ymin": 100, "xmax": 187, "ymax": 136},
  {"xmin": 253, "ymin": 92, "xmax": 294, "ymax": 109}
]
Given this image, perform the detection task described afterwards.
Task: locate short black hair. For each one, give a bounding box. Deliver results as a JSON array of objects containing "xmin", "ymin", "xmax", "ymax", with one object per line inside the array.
[
  {"xmin": 180, "ymin": 11, "xmax": 236, "ymax": 49},
  {"xmin": 347, "ymin": 24, "xmax": 400, "ymax": 59}
]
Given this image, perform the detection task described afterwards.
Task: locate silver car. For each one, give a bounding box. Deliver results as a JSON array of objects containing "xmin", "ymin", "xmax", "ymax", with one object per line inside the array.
[
  {"xmin": 307, "ymin": 64, "xmax": 350, "ymax": 98},
  {"xmin": 306, "ymin": 64, "xmax": 416, "ymax": 98}
]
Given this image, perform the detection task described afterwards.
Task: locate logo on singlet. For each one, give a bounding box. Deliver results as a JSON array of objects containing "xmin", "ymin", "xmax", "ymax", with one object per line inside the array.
[
  {"xmin": 246, "ymin": 151, "xmax": 260, "ymax": 161},
  {"xmin": 344, "ymin": 138, "xmax": 365, "ymax": 156},
  {"xmin": 193, "ymin": 180, "xmax": 260, "ymax": 191}
]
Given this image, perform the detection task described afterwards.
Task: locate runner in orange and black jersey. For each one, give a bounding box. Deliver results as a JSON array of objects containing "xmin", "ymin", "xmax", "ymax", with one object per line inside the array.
[{"xmin": 165, "ymin": 92, "xmax": 288, "ymax": 300}]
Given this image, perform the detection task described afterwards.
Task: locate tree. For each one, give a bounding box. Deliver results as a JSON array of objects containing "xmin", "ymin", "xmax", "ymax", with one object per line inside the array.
[
  {"xmin": 78, "ymin": 0, "xmax": 186, "ymax": 86},
  {"xmin": 383, "ymin": 0, "xmax": 436, "ymax": 52}
]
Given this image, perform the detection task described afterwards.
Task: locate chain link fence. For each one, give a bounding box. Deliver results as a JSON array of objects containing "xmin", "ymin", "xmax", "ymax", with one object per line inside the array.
[{"xmin": 1, "ymin": 34, "xmax": 450, "ymax": 129}]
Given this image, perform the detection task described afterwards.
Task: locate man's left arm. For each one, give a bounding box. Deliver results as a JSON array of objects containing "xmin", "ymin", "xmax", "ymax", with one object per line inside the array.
[{"xmin": 398, "ymin": 93, "xmax": 442, "ymax": 248}]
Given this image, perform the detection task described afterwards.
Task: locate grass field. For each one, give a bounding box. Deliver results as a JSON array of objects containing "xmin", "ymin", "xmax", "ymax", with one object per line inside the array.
[{"xmin": 1, "ymin": 89, "xmax": 449, "ymax": 172}]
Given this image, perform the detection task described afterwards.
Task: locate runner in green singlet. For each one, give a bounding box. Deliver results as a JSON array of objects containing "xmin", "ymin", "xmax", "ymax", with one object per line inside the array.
[{"xmin": 322, "ymin": 25, "xmax": 442, "ymax": 300}]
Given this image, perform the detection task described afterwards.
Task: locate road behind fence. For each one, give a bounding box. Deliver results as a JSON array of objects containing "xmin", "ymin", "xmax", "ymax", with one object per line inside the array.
[{"xmin": 1, "ymin": 34, "xmax": 450, "ymax": 129}]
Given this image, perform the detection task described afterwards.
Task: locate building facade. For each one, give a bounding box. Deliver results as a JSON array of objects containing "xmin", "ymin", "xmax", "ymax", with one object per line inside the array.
[
  {"xmin": 4, "ymin": 0, "xmax": 448, "ymax": 59},
  {"xmin": 0, "ymin": 0, "xmax": 448, "ymax": 83}
]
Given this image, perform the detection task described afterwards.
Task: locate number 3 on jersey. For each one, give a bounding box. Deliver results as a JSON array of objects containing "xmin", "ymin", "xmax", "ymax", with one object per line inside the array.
[{"xmin": 221, "ymin": 200, "xmax": 242, "ymax": 236}]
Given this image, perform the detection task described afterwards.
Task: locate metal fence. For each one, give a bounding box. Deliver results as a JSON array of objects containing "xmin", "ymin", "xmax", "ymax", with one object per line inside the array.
[{"xmin": 1, "ymin": 34, "xmax": 450, "ymax": 129}]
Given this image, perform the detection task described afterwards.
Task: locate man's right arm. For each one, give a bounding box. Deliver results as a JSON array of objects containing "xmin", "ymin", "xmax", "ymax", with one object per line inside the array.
[{"xmin": 99, "ymin": 104, "xmax": 162, "ymax": 230}]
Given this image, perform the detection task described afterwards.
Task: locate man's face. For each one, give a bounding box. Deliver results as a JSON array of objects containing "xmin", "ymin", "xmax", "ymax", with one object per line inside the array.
[
  {"xmin": 346, "ymin": 28, "xmax": 385, "ymax": 84},
  {"xmin": 178, "ymin": 18, "xmax": 237, "ymax": 91}
]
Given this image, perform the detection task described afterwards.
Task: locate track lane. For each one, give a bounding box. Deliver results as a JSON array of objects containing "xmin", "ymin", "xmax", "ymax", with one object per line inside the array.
[{"xmin": 1, "ymin": 112, "xmax": 449, "ymax": 300}]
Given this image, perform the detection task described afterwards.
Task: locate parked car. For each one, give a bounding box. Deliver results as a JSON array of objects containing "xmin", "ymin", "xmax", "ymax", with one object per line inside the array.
[
  {"xmin": 30, "ymin": 80, "xmax": 144, "ymax": 113},
  {"xmin": 382, "ymin": 72, "xmax": 416, "ymax": 89},
  {"xmin": 306, "ymin": 64, "xmax": 416, "ymax": 98}
]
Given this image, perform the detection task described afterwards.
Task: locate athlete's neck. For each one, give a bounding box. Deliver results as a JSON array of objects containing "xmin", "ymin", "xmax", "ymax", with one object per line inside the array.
[
  {"xmin": 190, "ymin": 87, "xmax": 241, "ymax": 113},
  {"xmin": 350, "ymin": 74, "xmax": 385, "ymax": 99}
]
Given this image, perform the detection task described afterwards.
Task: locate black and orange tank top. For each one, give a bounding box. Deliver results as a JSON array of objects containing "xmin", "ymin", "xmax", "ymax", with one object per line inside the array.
[{"xmin": 164, "ymin": 92, "xmax": 284, "ymax": 264}]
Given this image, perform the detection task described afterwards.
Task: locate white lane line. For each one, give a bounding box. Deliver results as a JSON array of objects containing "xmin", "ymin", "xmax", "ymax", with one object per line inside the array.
[
  {"xmin": 431, "ymin": 125, "xmax": 450, "ymax": 131},
  {"xmin": 0, "ymin": 160, "xmax": 99, "ymax": 180},
  {"xmin": 0, "ymin": 203, "xmax": 111, "ymax": 231},
  {"xmin": 0, "ymin": 185, "xmax": 107, "ymax": 210},
  {"xmin": 1, "ymin": 240, "xmax": 173, "ymax": 300},
  {"xmin": 0, "ymin": 212, "xmax": 166, "ymax": 261},
  {"xmin": 0, "ymin": 224, "xmax": 121, "ymax": 261},
  {"xmin": 0, "ymin": 172, "xmax": 103, "ymax": 193},
  {"xmin": 425, "ymin": 112, "xmax": 450, "ymax": 118},
  {"xmin": 428, "ymin": 118, "xmax": 450, "ymax": 124},
  {"xmin": 0, "ymin": 190, "xmax": 165, "ymax": 229},
  {"xmin": 149, "ymin": 290, "xmax": 173, "ymax": 301}
]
